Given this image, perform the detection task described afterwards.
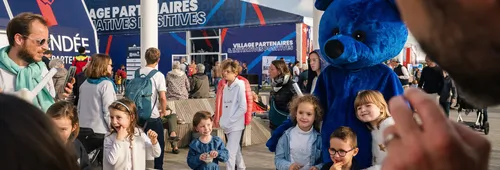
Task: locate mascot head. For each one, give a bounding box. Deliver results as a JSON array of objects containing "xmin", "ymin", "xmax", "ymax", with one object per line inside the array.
[{"xmin": 316, "ymin": 0, "xmax": 408, "ymax": 69}]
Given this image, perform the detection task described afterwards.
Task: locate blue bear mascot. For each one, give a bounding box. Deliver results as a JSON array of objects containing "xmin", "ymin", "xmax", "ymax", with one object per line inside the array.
[{"xmin": 266, "ymin": 0, "xmax": 408, "ymax": 168}]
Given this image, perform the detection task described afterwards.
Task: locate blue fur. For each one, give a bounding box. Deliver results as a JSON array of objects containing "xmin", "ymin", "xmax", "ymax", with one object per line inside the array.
[{"xmin": 267, "ymin": 0, "xmax": 407, "ymax": 168}]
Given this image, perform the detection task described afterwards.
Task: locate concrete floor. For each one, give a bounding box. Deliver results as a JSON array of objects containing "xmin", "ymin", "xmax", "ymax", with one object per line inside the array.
[
  {"xmin": 161, "ymin": 107, "xmax": 500, "ymax": 170},
  {"xmin": 162, "ymin": 143, "xmax": 275, "ymax": 170}
]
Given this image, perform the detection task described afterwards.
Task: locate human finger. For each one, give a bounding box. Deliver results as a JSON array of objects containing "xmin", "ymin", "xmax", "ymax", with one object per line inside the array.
[
  {"xmin": 64, "ymin": 87, "xmax": 72, "ymax": 94},
  {"xmin": 388, "ymin": 96, "xmax": 421, "ymax": 140},
  {"xmin": 394, "ymin": 0, "xmax": 432, "ymax": 40},
  {"xmin": 452, "ymin": 121, "xmax": 491, "ymax": 154},
  {"xmin": 383, "ymin": 125, "xmax": 398, "ymax": 147},
  {"xmin": 403, "ymin": 88, "xmax": 450, "ymax": 134}
]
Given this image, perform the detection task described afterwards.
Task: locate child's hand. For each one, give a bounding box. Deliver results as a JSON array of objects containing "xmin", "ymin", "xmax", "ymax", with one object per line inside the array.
[
  {"xmin": 289, "ymin": 163, "xmax": 303, "ymax": 170},
  {"xmin": 199, "ymin": 153, "xmax": 207, "ymax": 161},
  {"xmin": 330, "ymin": 161, "xmax": 344, "ymax": 170},
  {"xmin": 209, "ymin": 151, "xmax": 218, "ymax": 158},
  {"xmin": 309, "ymin": 166, "xmax": 319, "ymax": 170},
  {"xmin": 116, "ymin": 126, "xmax": 128, "ymax": 140},
  {"xmin": 147, "ymin": 129, "xmax": 158, "ymax": 145}
]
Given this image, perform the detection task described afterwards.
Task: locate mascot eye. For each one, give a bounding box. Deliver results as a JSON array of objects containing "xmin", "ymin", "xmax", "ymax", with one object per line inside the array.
[
  {"xmin": 333, "ymin": 28, "xmax": 340, "ymax": 36},
  {"xmin": 353, "ymin": 30, "xmax": 366, "ymax": 42}
]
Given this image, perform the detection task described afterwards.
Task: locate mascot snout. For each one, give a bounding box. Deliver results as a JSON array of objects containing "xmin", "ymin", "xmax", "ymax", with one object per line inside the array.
[
  {"xmin": 323, "ymin": 37, "xmax": 357, "ymax": 63},
  {"xmin": 325, "ymin": 40, "xmax": 344, "ymax": 59}
]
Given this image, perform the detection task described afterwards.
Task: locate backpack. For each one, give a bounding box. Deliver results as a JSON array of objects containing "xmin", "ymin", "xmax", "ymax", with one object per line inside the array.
[{"xmin": 125, "ymin": 69, "xmax": 158, "ymax": 127}]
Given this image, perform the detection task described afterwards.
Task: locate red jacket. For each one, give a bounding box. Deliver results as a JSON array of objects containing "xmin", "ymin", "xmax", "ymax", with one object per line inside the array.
[
  {"xmin": 72, "ymin": 54, "xmax": 90, "ymax": 75},
  {"xmin": 214, "ymin": 76, "xmax": 253, "ymax": 127}
]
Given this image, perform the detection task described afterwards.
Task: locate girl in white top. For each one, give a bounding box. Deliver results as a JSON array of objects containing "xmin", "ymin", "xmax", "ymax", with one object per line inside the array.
[
  {"xmin": 103, "ymin": 99, "xmax": 161, "ymax": 170},
  {"xmin": 354, "ymin": 90, "xmax": 395, "ymax": 170},
  {"xmin": 219, "ymin": 59, "xmax": 247, "ymax": 170}
]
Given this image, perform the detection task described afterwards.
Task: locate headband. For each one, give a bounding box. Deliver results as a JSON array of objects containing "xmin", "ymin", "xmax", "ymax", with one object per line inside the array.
[{"xmin": 114, "ymin": 101, "xmax": 131, "ymax": 113}]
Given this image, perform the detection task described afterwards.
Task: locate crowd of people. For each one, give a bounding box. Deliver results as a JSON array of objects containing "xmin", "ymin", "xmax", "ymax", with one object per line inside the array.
[{"xmin": 0, "ymin": 0, "xmax": 496, "ymax": 169}]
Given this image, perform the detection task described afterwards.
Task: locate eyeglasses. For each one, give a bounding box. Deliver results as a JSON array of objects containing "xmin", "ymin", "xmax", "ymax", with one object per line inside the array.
[
  {"xmin": 328, "ymin": 147, "xmax": 356, "ymax": 157},
  {"xmin": 22, "ymin": 35, "xmax": 51, "ymax": 46}
]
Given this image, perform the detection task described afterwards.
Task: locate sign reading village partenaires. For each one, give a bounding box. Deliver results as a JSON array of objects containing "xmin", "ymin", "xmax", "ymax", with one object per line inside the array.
[{"xmin": 89, "ymin": 0, "xmax": 205, "ymax": 33}]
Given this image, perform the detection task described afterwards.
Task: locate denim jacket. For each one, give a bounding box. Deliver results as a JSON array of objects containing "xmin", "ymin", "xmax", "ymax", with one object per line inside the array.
[{"xmin": 275, "ymin": 127, "xmax": 323, "ymax": 170}]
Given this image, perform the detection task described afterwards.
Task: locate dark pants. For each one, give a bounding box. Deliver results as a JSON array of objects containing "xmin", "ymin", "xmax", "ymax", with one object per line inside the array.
[
  {"xmin": 439, "ymin": 101, "xmax": 450, "ymax": 117},
  {"xmin": 206, "ymin": 72, "xmax": 212, "ymax": 85},
  {"xmin": 165, "ymin": 114, "xmax": 179, "ymax": 148},
  {"xmin": 144, "ymin": 118, "xmax": 165, "ymax": 170},
  {"xmin": 77, "ymin": 128, "xmax": 105, "ymax": 165},
  {"xmin": 214, "ymin": 77, "xmax": 221, "ymax": 93}
]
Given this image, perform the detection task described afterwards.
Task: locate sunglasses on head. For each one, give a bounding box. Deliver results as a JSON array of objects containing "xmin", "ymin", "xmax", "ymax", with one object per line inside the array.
[{"xmin": 21, "ymin": 34, "xmax": 51, "ymax": 46}]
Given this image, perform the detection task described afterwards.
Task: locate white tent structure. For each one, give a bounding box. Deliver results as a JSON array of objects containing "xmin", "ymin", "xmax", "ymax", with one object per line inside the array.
[{"xmin": 241, "ymin": 0, "xmax": 313, "ymax": 18}]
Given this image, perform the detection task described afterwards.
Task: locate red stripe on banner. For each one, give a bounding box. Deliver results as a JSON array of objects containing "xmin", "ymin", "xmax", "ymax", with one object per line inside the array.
[
  {"xmin": 405, "ymin": 48, "xmax": 411, "ymax": 65},
  {"xmin": 221, "ymin": 28, "xmax": 228, "ymax": 44},
  {"xmin": 201, "ymin": 30, "xmax": 213, "ymax": 49},
  {"xmin": 251, "ymin": 4, "xmax": 266, "ymax": 26},
  {"xmin": 105, "ymin": 35, "xmax": 113, "ymax": 55},
  {"xmin": 37, "ymin": 0, "xmax": 58, "ymax": 27}
]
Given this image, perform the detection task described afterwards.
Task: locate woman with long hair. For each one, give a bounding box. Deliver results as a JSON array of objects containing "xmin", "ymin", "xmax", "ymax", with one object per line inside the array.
[
  {"xmin": 77, "ymin": 53, "xmax": 117, "ymax": 164},
  {"xmin": 306, "ymin": 50, "xmax": 324, "ymax": 93},
  {"xmin": 268, "ymin": 60, "xmax": 298, "ymax": 130}
]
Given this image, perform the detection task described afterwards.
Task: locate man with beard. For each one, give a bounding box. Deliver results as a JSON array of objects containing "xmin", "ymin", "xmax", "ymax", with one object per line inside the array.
[
  {"xmin": 0, "ymin": 13, "xmax": 73, "ymax": 112},
  {"xmin": 381, "ymin": 1, "xmax": 495, "ymax": 170}
]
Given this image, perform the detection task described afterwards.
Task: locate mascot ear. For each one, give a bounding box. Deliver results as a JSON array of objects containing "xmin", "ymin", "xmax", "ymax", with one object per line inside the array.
[{"xmin": 315, "ymin": 0, "xmax": 334, "ymax": 11}]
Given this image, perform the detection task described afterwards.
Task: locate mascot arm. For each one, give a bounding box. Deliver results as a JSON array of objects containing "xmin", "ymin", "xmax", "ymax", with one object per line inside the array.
[
  {"xmin": 380, "ymin": 72, "xmax": 404, "ymax": 101},
  {"xmin": 314, "ymin": 69, "xmax": 329, "ymax": 121},
  {"xmin": 266, "ymin": 120, "xmax": 293, "ymax": 152}
]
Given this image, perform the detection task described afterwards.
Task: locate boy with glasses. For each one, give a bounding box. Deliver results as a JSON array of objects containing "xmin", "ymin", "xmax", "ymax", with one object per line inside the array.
[{"xmin": 322, "ymin": 126, "xmax": 361, "ymax": 170}]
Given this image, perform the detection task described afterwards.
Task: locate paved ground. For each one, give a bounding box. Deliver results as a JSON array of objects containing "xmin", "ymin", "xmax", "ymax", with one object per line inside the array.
[{"xmin": 161, "ymin": 107, "xmax": 500, "ymax": 170}]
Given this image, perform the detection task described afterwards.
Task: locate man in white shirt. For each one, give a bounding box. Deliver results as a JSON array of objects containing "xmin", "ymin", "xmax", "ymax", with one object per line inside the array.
[
  {"xmin": 390, "ymin": 59, "xmax": 410, "ymax": 89},
  {"xmin": 0, "ymin": 13, "xmax": 72, "ymax": 112},
  {"xmin": 139, "ymin": 47, "xmax": 173, "ymax": 169}
]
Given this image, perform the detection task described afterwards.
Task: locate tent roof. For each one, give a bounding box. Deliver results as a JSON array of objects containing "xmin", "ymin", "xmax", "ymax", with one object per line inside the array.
[{"xmin": 242, "ymin": 0, "xmax": 313, "ymax": 18}]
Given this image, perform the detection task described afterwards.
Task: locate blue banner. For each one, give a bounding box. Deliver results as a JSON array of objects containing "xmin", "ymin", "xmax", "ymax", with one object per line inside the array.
[
  {"xmin": 85, "ymin": 0, "xmax": 303, "ymax": 34},
  {"xmin": 6, "ymin": 0, "xmax": 99, "ymax": 68},
  {"xmin": 0, "ymin": 1, "xmax": 9, "ymax": 30},
  {"xmin": 222, "ymin": 23, "xmax": 296, "ymax": 82},
  {"xmin": 99, "ymin": 32, "xmax": 186, "ymax": 74}
]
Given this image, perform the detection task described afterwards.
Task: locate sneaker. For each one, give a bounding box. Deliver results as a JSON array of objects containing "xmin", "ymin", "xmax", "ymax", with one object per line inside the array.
[{"xmin": 172, "ymin": 148, "xmax": 180, "ymax": 154}]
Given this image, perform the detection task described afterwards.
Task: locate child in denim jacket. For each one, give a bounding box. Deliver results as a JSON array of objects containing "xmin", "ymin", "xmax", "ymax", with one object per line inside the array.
[{"xmin": 275, "ymin": 95, "xmax": 324, "ymax": 170}]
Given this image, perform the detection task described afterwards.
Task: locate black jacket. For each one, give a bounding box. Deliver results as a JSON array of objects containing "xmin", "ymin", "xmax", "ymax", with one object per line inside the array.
[
  {"xmin": 439, "ymin": 76, "xmax": 457, "ymax": 103},
  {"xmin": 42, "ymin": 56, "xmax": 51, "ymax": 69},
  {"xmin": 73, "ymin": 139, "xmax": 90, "ymax": 170},
  {"xmin": 73, "ymin": 72, "xmax": 87, "ymax": 105},
  {"xmin": 418, "ymin": 66, "xmax": 444, "ymax": 94},
  {"xmin": 321, "ymin": 159, "xmax": 362, "ymax": 170},
  {"xmin": 271, "ymin": 80, "xmax": 296, "ymax": 113}
]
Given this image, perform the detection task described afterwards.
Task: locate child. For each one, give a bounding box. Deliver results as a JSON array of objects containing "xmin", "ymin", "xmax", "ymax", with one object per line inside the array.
[
  {"xmin": 275, "ymin": 95, "xmax": 324, "ymax": 170},
  {"xmin": 439, "ymin": 70, "xmax": 457, "ymax": 117},
  {"xmin": 354, "ymin": 90, "xmax": 395, "ymax": 170},
  {"xmin": 187, "ymin": 111, "xmax": 229, "ymax": 170},
  {"xmin": 46, "ymin": 101, "xmax": 90, "ymax": 170},
  {"xmin": 322, "ymin": 126, "xmax": 361, "ymax": 170},
  {"xmin": 410, "ymin": 80, "xmax": 418, "ymax": 88},
  {"xmin": 103, "ymin": 98, "xmax": 161, "ymax": 170}
]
